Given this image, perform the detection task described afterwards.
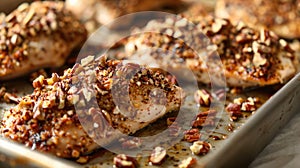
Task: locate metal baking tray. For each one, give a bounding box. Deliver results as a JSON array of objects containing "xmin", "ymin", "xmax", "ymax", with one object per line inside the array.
[
  {"xmin": 201, "ymin": 73, "xmax": 300, "ymax": 168},
  {"xmin": 1, "ymin": 0, "xmax": 300, "ymax": 168}
]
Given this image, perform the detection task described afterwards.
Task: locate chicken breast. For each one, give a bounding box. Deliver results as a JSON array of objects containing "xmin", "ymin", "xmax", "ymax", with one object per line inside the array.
[
  {"xmin": 65, "ymin": 0, "xmax": 183, "ymax": 24},
  {"xmin": 1, "ymin": 55, "xmax": 182, "ymax": 159},
  {"xmin": 121, "ymin": 16, "xmax": 298, "ymax": 88},
  {"xmin": 0, "ymin": 1, "xmax": 87, "ymax": 80}
]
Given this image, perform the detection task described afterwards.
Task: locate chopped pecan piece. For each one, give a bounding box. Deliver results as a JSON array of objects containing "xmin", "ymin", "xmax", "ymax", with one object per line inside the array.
[
  {"xmin": 178, "ymin": 157, "xmax": 197, "ymax": 168},
  {"xmin": 149, "ymin": 146, "xmax": 167, "ymax": 165},
  {"xmin": 194, "ymin": 89, "xmax": 213, "ymax": 107},
  {"xmin": 192, "ymin": 110, "xmax": 217, "ymax": 128},
  {"xmin": 241, "ymin": 102, "xmax": 256, "ymax": 112},
  {"xmin": 226, "ymin": 103, "xmax": 243, "ymax": 121},
  {"xmin": 190, "ymin": 141, "xmax": 211, "ymax": 155},
  {"xmin": 113, "ymin": 154, "xmax": 138, "ymax": 168},
  {"xmin": 184, "ymin": 129, "xmax": 201, "ymax": 143},
  {"xmin": 241, "ymin": 97, "xmax": 258, "ymax": 112},
  {"xmin": 230, "ymin": 96, "xmax": 260, "ymax": 113}
]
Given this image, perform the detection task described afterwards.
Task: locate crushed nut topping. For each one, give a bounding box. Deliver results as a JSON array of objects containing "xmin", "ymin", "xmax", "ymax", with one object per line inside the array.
[
  {"xmin": 232, "ymin": 97, "xmax": 260, "ymax": 112},
  {"xmin": 0, "ymin": 1, "xmax": 86, "ymax": 79},
  {"xmin": 196, "ymin": 17, "xmax": 296, "ymax": 84},
  {"xmin": 227, "ymin": 96, "xmax": 261, "ymax": 121},
  {"xmin": 1, "ymin": 55, "xmax": 182, "ymax": 159},
  {"xmin": 123, "ymin": 15, "xmax": 297, "ymax": 87}
]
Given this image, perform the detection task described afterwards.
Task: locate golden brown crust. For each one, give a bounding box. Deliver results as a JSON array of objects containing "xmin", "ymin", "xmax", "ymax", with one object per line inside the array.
[
  {"xmin": 1, "ymin": 56, "xmax": 182, "ymax": 159},
  {"xmin": 122, "ymin": 16, "xmax": 298, "ymax": 87},
  {"xmin": 0, "ymin": 1, "xmax": 87, "ymax": 80},
  {"xmin": 215, "ymin": 0, "xmax": 300, "ymax": 39}
]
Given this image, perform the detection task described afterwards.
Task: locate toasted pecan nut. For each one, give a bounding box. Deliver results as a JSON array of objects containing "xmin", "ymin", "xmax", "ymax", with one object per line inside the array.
[
  {"xmin": 226, "ymin": 103, "xmax": 243, "ymax": 121},
  {"xmin": 192, "ymin": 110, "xmax": 217, "ymax": 128},
  {"xmin": 226, "ymin": 103, "xmax": 241, "ymax": 112},
  {"xmin": 178, "ymin": 157, "xmax": 197, "ymax": 168},
  {"xmin": 230, "ymin": 97, "xmax": 260, "ymax": 113},
  {"xmin": 194, "ymin": 89, "xmax": 212, "ymax": 107},
  {"xmin": 149, "ymin": 146, "xmax": 167, "ymax": 165},
  {"xmin": 113, "ymin": 154, "xmax": 138, "ymax": 168},
  {"xmin": 184, "ymin": 128, "xmax": 201, "ymax": 143},
  {"xmin": 189, "ymin": 140, "xmax": 211, "ymax": 155}
]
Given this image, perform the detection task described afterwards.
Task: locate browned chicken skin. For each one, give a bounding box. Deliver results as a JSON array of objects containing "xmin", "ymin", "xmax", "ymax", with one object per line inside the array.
[
  {"xmin": 1, "ymin": 55, "xmax": 182, "ymax": 159},
  {"xmin": 0, "ymin": 1, "xmax": 87, "ymax": 80}
]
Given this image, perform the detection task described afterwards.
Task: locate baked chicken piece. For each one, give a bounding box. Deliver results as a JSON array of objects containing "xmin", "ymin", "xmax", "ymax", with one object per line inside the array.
[
  {"xmin": 1, "ymin": 55, "xmax": 183, "ymax": 160},
  {"xmin": 215, "ymin": 0, "xmax": 300, "ymax": 39},
  {"xmin": 0, "ymin": 1, "xmax": 87, "ymax": 80},
  {"xmin": 65, "ymin": 0, "xmax": 183, "ymax": 24},
  {"xmin": 121, "ymin": 16, "xmax": 298, "ymax": 87}
]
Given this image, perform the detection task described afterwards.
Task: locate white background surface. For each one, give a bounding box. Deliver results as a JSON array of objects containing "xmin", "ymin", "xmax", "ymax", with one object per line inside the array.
[{"xmin": 250, "ymin": 112, "xmax": 300, "ymax": 168}]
